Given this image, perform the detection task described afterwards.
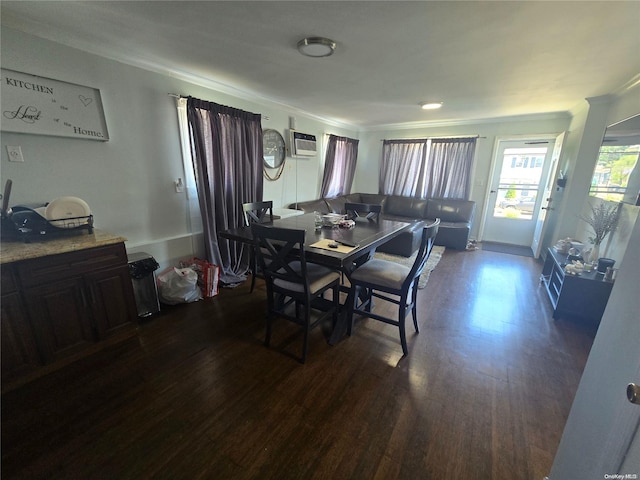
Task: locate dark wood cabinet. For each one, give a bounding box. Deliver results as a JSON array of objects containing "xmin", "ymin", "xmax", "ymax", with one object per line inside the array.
[
  {"xmin": 23, "ymin": 276, "xmax": 95, "ymax": 363},
  {"xmin": 85, "ymin": 264, "xmax": 138, "ymax": 339},
  {"xmin": 1, "ymin": 267, "xmax": 41, "ymax": 381},
  {"xmin": 541, "ymin": 247, "xmax": 614, "ymax": 324},
  {"xmin": 1, "ymin": 240, "xmax": 137, "ymax": 390}
]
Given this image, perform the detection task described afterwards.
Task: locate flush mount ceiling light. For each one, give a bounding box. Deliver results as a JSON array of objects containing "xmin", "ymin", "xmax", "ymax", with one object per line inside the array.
[
  {"xmin": 421, "ymin": 102, "xmax": 443, "ymax": 110},
  {"xmin": 297, "ymin": 37, "xmax": 336, "ymax": 57}
]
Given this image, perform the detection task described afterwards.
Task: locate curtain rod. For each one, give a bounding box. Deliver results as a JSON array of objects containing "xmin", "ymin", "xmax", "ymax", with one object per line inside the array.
[
  {"xmin": 168, "ymin": 93, "xmax": 270, "ymax": 120},
  {"xmin": 380, "ymin": 134, "xmax": 485, "ymax": 141}
]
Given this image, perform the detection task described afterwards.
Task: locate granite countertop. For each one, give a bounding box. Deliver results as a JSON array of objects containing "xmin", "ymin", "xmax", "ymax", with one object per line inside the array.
[{"xmin": 0, "ymin": 229, "xmax": 127, "ymax": 264}]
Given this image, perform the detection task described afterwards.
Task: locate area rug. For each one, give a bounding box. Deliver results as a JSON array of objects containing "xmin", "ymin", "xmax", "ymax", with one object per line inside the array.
[
  {"xmin": 481, "ymin": 241, "xmax": 534, "ymax": 258},
  {"xmin": 373, "ymin": 245, "xmax": 445, "ymax": 289}
]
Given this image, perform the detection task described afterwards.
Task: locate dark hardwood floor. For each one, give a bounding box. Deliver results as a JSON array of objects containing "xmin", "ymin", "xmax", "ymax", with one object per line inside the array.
[{"xmin": 1, "ymin": 248, "xmax": 597, "ymax": 480}]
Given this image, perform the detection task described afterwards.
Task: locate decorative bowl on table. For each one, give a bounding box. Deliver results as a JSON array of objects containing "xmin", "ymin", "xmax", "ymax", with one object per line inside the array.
[{"xmin": 322, "ymin": 213, "xmax": 346, "ymax": 227}]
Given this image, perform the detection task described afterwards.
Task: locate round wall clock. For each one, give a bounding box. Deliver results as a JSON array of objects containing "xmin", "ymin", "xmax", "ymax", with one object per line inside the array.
[{"xmin": 263, "ymin": 129, "xmax": 286, "ymax": 169}]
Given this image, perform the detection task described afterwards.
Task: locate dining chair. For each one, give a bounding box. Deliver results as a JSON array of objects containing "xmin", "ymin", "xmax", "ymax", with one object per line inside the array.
[
  {"xmin": 243, "ymin": 201, "xmax": 274, "ymax": 226},
  {"xmin": 251, "ymin": 223, "xmax": 341, "ymax": 363},
  {"xmin": 344, "ymin": 202, "xmax": 382, "ymax": 221},
  {"xmin": 242, "ymin": 201, "xmax": 274, "ymax": 293},
  {"xmin": 344, "ymin": 202, "xmax": 383, "ymax": 268},
  {"xmin": 347, "ymin": 218, "xmax": 440, "ymax": 356}
]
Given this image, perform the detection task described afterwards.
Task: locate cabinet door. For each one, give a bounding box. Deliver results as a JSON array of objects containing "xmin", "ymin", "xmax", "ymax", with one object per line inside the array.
[
  {"xmin": 86, "ymin": 265, "xmax": 137, "ymax": 340},
  {"xmin": 23, "ymin": 277, "xmax": 96, "ymax": 363},
  {"xmin": 1, "ymin": 292, "xmax": 41, "ymax": 380},
  {"xmin": 556, "ymin": 275, "xmax": 613, "ymax": 323}
]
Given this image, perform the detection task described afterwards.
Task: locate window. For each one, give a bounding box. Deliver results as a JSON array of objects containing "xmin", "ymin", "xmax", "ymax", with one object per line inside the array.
[
  {"xmin": 320, "ymin": 135, "xmax": 359, "ymax": 198},
  {"xmin": 380, "ymin": 137, "xmax": 477, "ymax": 199},
  {"xmin": 589, "ymin": 144, "xmax": 640, "ymax": 203}
]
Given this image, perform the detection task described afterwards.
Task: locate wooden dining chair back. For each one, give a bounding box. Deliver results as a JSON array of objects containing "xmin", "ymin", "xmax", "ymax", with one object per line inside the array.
[
  {"xmin": 251, "ymin": 223, "xmax": 341, "ymax": 363},
  {"xmin": 347, "ymin": 218, "xmax": 440, "ymax": 356},
  {"xmin": 344, "ymin": 202, "xmax": 382, "ymax": 221},
  {"xmin": 243, "ymin": 201, "xmax": 274, "ymax": 226},
  {"xmin": 345, "ymin": 203, "xmax": 383, "ymax": 268},
  {"xmin": 242, "ymin": 201, "xmax": 274, "ymax": 292}
]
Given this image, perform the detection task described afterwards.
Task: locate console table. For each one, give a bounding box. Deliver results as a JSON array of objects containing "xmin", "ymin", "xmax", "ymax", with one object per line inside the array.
[{"xmin": 540, "ymin": 247, "xmax": 614, "ymax": 324}]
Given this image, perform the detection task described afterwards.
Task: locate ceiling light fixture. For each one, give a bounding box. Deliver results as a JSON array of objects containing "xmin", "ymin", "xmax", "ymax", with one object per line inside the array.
[
  {"xmin": 297, "ymin": 37, "xmax": 336, "ymax": 58},
  {"xmin": 421, "ymin": 102, "xmax": 443, "ymax": 110}
]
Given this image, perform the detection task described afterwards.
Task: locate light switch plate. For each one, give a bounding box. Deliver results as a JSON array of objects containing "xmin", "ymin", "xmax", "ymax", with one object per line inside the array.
[{"xmin": 6, "ymin": 146, "xmax": 24, "ymax": 162}]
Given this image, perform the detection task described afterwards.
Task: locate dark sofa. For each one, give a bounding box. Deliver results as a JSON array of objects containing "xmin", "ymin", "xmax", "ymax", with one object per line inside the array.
[{"xmin": 289, "ymin": 193, "xmax": 476, "ymax": 256}]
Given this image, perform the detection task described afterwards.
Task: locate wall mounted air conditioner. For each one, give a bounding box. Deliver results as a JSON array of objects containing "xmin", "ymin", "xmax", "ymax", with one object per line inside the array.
[{"xmin": 289, "ymin": 130, "xmax": 317, "ymax": 157}]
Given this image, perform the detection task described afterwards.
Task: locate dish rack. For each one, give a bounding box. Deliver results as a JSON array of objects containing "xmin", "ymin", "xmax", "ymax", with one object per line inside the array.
[{"xmin": 14, "ymin": 214, "xmax": 94, "ymax": 243}]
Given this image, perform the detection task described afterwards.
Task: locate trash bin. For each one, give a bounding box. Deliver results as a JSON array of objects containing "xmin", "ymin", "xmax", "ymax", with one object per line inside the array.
[{"xmin": 127, "ymin": 252, "xmax": 161, "ymax": 318}]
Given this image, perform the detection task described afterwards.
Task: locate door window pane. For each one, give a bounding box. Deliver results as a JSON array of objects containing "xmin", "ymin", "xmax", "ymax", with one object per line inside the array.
[{"xmin": 493, "ymin": 147, "xmax": 547, "ymax": 220}]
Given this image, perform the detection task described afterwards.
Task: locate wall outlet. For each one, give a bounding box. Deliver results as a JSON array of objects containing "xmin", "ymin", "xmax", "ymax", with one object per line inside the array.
[{"xmin": 6, "ymin": 146, "xmax": 24, "ymax": 162}]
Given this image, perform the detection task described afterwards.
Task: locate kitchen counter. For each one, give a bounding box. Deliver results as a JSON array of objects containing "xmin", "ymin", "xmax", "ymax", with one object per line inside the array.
[{"xmin": 0, "ymin": 229, "xmax": 127, "ymax": 264}]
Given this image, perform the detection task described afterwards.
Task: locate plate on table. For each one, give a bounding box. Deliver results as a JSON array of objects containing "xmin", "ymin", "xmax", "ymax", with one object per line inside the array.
[{"xmin": 45, "ymin": 196, "xmax": 91, "ymax": 228}]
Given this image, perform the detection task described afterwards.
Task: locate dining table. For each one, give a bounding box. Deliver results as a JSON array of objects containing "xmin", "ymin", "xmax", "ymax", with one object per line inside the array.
[{"xmin": 219, "ymin": 212, "xmax": 418, "ymax": 344}]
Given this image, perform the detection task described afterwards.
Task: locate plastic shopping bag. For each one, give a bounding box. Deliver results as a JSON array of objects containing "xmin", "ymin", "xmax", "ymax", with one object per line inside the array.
[
  {"xmin": 157, "ymin": 267, "xmax": 203, "ymax": 305},
  {"xmin": 179, "ymin": 257, "xmax": 220, "ymax": 298}
]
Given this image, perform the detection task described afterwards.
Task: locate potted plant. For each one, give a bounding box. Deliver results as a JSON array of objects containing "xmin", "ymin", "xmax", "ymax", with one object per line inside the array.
[{"xmin": 578, "ymin": 200, "xmax": 621, "ymax": 263}]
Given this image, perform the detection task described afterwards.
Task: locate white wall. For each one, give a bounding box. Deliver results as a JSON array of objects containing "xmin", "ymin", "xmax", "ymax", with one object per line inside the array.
[
  {"xmin": 551, "ymin": 96, "xmax": 613, "ymax": 243},
  {"xmin": 550, "ymin": 81, "xmax": 640, "ymax": 478},
  {"xmin": 597, "ymin": 84, "xmax": 640, "ymax": 264},
  {"xmin": 260, "ymin": 116, "xmax": 356, "ymax": 209},
  {"xmin": 549, "ymin": 201, "xmax": 640, "ymax": 478},
  {"xmin": 562, "ymin": 84, "xmax": 640, "ymax": 265},
  {"xmin": 356, "ymin": 115, "xmax": 571, "ymax": 240},
  {"xmin": 0, "ymin": 27, "xmax": 356, "ymax": 268}
]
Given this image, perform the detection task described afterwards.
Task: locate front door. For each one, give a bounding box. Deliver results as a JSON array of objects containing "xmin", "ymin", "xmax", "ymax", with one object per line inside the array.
[{"xmin": 482, "ymin": 138, "xmax": 555, "ymax": 246}]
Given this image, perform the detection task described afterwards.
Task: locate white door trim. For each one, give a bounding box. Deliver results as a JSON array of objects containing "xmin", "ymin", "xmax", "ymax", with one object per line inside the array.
[{"xmin": 478, "ymin": 133, "xmax": 563, "ymax": 244}]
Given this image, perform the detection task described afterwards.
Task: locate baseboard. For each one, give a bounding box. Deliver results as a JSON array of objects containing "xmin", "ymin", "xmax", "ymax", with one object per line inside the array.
[{"xmin": 126, "ymin": 232, "xmax": 205, "ymax": 270}]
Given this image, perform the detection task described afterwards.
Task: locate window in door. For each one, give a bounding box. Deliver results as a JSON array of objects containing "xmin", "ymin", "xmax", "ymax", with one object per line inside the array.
[{"xmin": 493, "ymin": 147, "xmax": 547, "ymax": 221}]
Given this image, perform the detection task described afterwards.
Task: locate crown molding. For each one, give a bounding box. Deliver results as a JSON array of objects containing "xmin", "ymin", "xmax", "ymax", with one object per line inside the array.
[
  {"xmin": 361, "ymin": 111, "xmax": 572, "ymax": 133},
  {"xmin": 614, "ymin": 73, "xmax": 640, "ymax": 95}
]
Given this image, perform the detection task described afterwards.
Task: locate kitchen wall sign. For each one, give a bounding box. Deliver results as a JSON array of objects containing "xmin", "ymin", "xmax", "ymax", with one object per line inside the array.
[{"xmin": 0, "ymin": 68, "xmax": 109, "ymax": 141}]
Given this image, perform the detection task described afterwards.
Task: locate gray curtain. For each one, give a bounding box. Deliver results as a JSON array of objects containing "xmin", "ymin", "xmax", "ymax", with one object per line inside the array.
[
  {"xmin": 320, "ymin": 134, "xmax": 359, "ymax": 198},
  {"xmin": 379, "ymin": 139, "xmax": 428, "ymax": 196},
  {"xmin": 425, "ymin": 138, "xmax": 476, "ymax": 199},
  {"xmin": 186, "ymin": 97, "xmax": 263, "ymax": 285}
]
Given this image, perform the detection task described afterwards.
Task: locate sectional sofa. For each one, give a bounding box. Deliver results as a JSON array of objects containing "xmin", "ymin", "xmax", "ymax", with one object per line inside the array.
[{"xmin": 289, "ymin": 193, "xmax": 476, "ymax": 256}]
